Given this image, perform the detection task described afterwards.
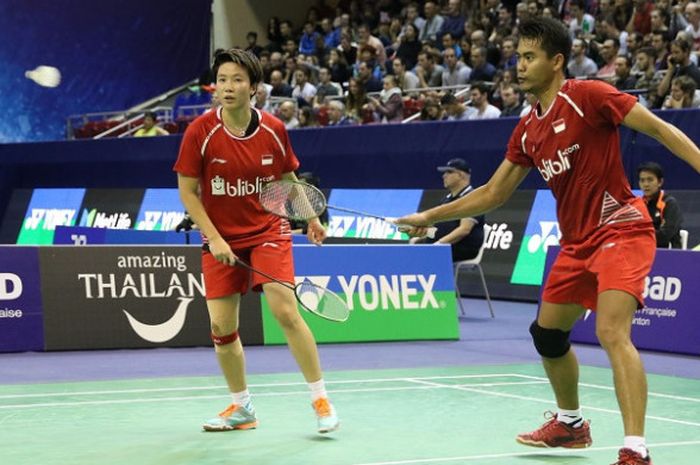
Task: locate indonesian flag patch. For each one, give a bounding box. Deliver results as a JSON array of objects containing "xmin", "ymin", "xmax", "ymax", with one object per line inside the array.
[
  {"xmin": 552, "ymin": 118, "xmax": 566, "ymax": 134},
  {"xmin": 261, "ymin": 154, "xmax": 274, "ymax": 166}
]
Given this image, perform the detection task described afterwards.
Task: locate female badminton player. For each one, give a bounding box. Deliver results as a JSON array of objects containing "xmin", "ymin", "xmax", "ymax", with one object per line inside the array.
[{"xmin": 173, "ymin": 49, "xmax": 339, "ymax": 434}]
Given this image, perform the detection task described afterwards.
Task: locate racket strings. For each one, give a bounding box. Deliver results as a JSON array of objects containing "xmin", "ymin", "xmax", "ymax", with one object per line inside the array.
[
  {"xmin": 260, "ymin": 181, "xmax": 326, "ymax": 221},
  {"xmin": 296, "ymin": 281, "xmax": 349, "ymax": 322}
]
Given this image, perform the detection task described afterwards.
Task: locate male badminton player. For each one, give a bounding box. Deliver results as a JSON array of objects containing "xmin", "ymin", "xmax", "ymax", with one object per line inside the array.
[
  {"xmin": 399, "ymin": 18, "xmax": 700, "ymax": 465},
  {"xmin": 173, "ymin": 49, "xmax": 339, "ymax": 434}
]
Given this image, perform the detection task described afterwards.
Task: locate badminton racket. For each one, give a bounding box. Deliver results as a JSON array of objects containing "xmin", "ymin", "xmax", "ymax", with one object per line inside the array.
[
  {"xmin": 203, "ymin": 244, "xmax": 349, "ymax": 322},
  {"xmin": 259, "ymin": 180, "xmax": 436, "ymax": 238}
]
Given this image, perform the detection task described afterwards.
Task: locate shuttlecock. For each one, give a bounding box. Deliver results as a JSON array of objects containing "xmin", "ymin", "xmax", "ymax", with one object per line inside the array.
[{"xmin": 25, "ymin": 65, "xmax": 61, "ymax": 88}]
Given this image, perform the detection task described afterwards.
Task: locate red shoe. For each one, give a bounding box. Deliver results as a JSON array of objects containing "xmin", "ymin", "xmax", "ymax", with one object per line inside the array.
[
  {"xmin": 612, "ymin": 448, "xmax": 652, "ymax": 465},
  {"xmin": 516, "ymin": 412, "xmax": 592, "ymax": 448}
]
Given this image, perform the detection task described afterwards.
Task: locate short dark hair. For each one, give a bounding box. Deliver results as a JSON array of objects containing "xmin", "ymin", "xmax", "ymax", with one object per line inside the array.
[
  {"xmin": 143, "ymin": 111, "xmax": 157, "ymax": 121},
  {"xmin": 417, "ymin": 51, "xmax": 434, "ymax": 61},
  {"xmin": 570, "ymin": 0, "xmax": 586, "ymax": 10},
  {"xmin": 518, "ymin": 17, "xmax": 572, "ymax": 65},
  {"xmin": 652, "ymin": 30, "xmax": 669, "ymax": 42},
  {"xmin": 616, "ymin": 54, "xmax": 631, "ymax": 67},
  {"xmin": 637, "ymin": 46, "xmax": 657, "ymax": 60},
  {"xmin": 440, "ymin": 92, "xmax": 458, "ymax": 105},
  {"xmin": 470, "ymin": 81, "xmax": 490, "ymax": 95},
  {"xmin": 637, "ymin": 161, "xmax": 664, "ymax": 180},
  {"xmin": 212, "ymin": 49, "xmax": 263, "ymax": 92},
  {"xmin": 671, "ymin": 39, "xmax": 691, "ymax": 53}
]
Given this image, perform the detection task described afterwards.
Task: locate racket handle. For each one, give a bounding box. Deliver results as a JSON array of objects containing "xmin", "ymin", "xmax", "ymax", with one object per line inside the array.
[{"xmin": 388, "ymin": 218, "xmax": 437, "ymax": 240}]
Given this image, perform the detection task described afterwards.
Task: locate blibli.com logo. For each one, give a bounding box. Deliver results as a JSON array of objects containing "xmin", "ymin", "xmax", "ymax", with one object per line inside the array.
[
  {"xmin": 299, "ymin": 274, "xmax": 440, "ymax": 311},
  {"xmin": 210, "ymin": 175, "xmax": 274, "ymax": 197},
  {"xmin": 538, "ymin": 143, "xmax": 580, "ymax": 181}
]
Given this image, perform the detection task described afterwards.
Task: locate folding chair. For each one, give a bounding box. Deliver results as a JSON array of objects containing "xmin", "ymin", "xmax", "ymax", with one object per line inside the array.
[{"xmin": 454, "ymin": 225, "xmax": 494, "ymax": 318}]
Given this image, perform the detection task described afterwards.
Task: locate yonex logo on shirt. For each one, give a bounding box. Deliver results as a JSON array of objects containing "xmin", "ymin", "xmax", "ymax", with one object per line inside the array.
[
  {"xmin": 210, "ymin": 175, "xmax": 273, "ymax": 197},
  {"xmin": 537, "ymin": 143, "xmax": 580, "ymax": 181}
]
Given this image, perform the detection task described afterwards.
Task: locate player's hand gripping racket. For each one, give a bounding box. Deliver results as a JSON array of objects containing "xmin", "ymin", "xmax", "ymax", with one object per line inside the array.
[
  {"xmin": 236, "ymin": 259, "xmax": 349, "ymax": 322},
  {"xmin": 259, "ymin": 179, "xmax": 437, "ymax": 238}
]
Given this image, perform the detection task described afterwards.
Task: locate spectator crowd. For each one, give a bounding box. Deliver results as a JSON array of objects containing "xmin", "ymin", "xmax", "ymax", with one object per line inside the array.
[{"xmin": 205, "ymin": 0, "xmax": 700, "ymax": 128}]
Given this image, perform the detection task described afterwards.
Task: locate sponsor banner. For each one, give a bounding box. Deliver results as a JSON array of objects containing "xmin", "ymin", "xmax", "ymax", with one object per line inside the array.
[
  {"xmin": 53, "ymin": 226, "xmax": 201, "ymax": 245},
  {"xmin": 511, "ymin": 190, "xmax": 560, "ymax": 286},
  {"xmin": 39, "ymin": 246, "xmax": 263, "ymax": 350},
  {"xmin": 326, "ymin": 189, "xmax": 423, "ymax": 240},
  {"xmin": 543, "ymin": 247, "xmax": 700, "ymax": 356},
  {"xmin": 16, "ymin": 188, "xmax": 86, "ymax": 245},
  {"xmin": 53, "ymin": 226, "xmax": 108, "ymax": 245},
  {"xmin": 77, "ymin": 189, "xmax": 145, "ymax": 230},
  {"xmin": 0, "ymin": 247, "xmax": 44, "ymax": 351},
  {"xmin": 135, "ymin": 189, "xmax": 187, "ymax": 231},
  {"xmin": 262, "ymin": 245, "xmax": 459, "ymax": 344}
]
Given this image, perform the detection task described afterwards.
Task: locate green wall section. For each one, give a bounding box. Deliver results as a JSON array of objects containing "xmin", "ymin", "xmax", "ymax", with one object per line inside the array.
[{"xmin": 261, "ymin": 291, "xmax": 459, "ymax": 344}]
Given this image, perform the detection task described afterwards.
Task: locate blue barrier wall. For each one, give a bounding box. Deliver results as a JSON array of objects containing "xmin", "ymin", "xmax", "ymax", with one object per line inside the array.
[
  {"xmin": 1, "ymin": 111, "xmax": 699, "ymax": 221},
  {"xmin": 0, "ymin": 0, "xmax": 211, "ymax": 143}
]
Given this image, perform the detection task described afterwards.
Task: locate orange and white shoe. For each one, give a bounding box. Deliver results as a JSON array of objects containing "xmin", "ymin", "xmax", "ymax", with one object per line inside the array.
[
  {"xmin": 312, "ymin": 397, "xmax": 339, "ymax": 434},
  {"xmin": 516, "ymin": 412, "xmax": 592, "ymax": 448},
  {"xmin": 202, "ymin": 402, "xmax": 258, "ymax": 432}
]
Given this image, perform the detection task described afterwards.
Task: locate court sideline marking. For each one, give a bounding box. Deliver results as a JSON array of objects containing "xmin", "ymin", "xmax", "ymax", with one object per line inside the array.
[
  {"xmin": 349, "ymin": 440, "xmax": 700, "ymax": 465},
  {"xmin": 1, "ymin": 373, "xmax": 699, "ymax": 429},
  {"xmin": 409, "ymin": 378, "xmax": 700, "ymax": 428}
]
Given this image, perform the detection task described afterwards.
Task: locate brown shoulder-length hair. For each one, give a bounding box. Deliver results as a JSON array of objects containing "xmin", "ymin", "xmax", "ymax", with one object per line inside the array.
[{"xmin": 212, "ymin": 49, "xmax": 263, "ymax": 96}]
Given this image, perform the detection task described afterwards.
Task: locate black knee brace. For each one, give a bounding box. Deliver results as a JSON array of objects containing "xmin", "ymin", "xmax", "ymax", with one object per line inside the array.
[{"xmin": 529, "ymin": 321, "xmax": 571, "ymax": 358}]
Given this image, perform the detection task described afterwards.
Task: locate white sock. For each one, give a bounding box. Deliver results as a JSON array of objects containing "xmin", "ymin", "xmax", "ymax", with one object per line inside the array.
[
  {"xmin": 308, "ymin": 379, "xmax": 327, "ymax": 402},
  {"xmin": 558, "ymin": 408, "xmax": 584, "ymax": 428},
  {"xmin": 231, "ymin": 389, "xmax": 251, "ymax": 407},
  {"xmin": 624, "ymin": 436, "xmax": 648, "ymax": 458}
]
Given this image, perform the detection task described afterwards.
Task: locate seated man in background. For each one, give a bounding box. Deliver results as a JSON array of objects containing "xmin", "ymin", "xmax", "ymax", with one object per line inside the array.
[
  {"xmin": 441, "ymin": 93, "xmax": 476, "ymax": 120},
  {"xmin": 637, "ymin": 161, "xmax": 684, "ymax": 248},
  {"xmin": 326, "ymin": 100, "xmax": 355, "ymax": 126},
  {"xmin": 134, "ymin": 111, "xmax": 169, "ymax": 137},
  {"xmin": 410, "ymin": 158, "xmax": 485, "ymax": 261}
]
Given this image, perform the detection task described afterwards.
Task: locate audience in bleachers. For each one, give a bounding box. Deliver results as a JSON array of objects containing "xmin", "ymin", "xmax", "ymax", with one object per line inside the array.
[
  {"xmin": 79, "ymin": 0, "xmax": 700, "ymax": 139},
  {"xmin": 134, "ymin": 111, "xmax": 170, "ymax": 137},
  {"xmin": 367, "ymin": 75, "xmax": 404, "ymax": 123},
  {"xmin": 278, "ymin": 101, "xmax": 300, "ymax": 129}
]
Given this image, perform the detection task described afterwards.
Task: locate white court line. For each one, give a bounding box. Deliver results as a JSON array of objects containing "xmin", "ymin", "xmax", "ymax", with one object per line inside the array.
[
  {"xmin": 349, "ymin": 440, "xmax": 700, "ymax": 465},
  {"xmin": 510, "ymin": 373, "xmax": 700, "ymax": 403},
  {"xmin": 0, "ymin": 381, "xmax": 543, "ymax": 410},
  {"xmin": 407, "ymin": 378, "xmax": 700, "ymax": 428},
  {"xmin": 2, "ymin": 372, "xmax": 697, "ymax": 430},
  {"xmin": 0, "ymin": 373, "xmax": 525, "ymax": 400}
]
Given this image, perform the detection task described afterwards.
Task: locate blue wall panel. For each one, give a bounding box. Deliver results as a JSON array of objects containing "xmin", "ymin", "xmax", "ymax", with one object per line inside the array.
[
  {"xmin": 0, "ymin": 0, "xmax": 211, "ymax": 143},
  {"xmin": 1, "ymin": 111, "xmax": 699, "ymax": 223}
]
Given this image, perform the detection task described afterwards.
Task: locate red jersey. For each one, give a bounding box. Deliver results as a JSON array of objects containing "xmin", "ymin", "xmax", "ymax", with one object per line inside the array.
[
  {"xmin": 506, "ymin": 80, "xmax": 651, "ymax": 244},
  {"xmin": 173, "ymin": 107, "xmax": 299, "ymax": 248}
]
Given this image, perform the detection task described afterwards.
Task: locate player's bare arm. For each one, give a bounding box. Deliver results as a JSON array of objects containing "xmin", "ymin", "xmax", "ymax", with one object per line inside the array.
[
  {"xmin": 177, "ymin": 173, "xmax": 236, "ymax": 264},
  {"xmin": 281, "ymin": 171, "xmax": 327, "ymax": 245},
  {"xmin": 623, "ymin": 102, "xmax": 700, "ymax": 173},
  {"xmin": 397, "ymin": 159, "xmax": 531, "ymax": 230}
]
